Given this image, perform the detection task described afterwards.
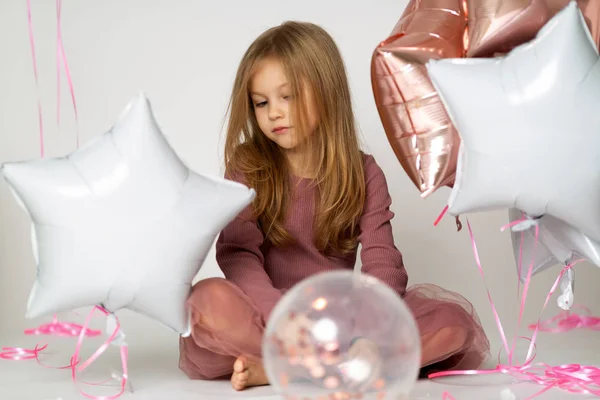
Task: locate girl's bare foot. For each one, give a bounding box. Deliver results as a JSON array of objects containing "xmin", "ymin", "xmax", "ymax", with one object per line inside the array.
[{"xmin": 230, "ymin": 356, "xmax": 269, "ymax": 391}]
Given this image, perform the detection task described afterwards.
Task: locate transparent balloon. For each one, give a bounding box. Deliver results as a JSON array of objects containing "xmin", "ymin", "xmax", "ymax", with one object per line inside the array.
[{"xmin": 262, "ymin": 270, "xmax": 421, "ymax": 400}]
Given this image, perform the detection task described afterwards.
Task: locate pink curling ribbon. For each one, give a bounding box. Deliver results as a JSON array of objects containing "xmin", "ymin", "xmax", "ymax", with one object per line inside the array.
[
  {"xmin": 442, "ymin": 392, "xmax": 456, "ymax": 399},
  {"xmin": 433, "ymin": 205, "xmax": 449, "ymax": 227},
  {"xmin": 26, "ymin": 0, "xmax": 44, "ymax": 157},
  {"xmin": 69, "ymin": 306, "xmax": 129, "ymax": 400},
  {"xmin": 0, "ymin": 307, "xmax": 129, "ymax": 399},
  {"xmin": 0, "ymin": 344, "xmax": 48, "ymax": 361},
  {"xmin": 55, "ymin": 0, "xmax": 80, "ymax": 148},
  {"xmin": 24, "ymin": 313, "xmax": 102, "ymax": 338},
  {"xmin": 430, "ymin": 219, "xmax": 600, "ymax": 399},
  {"xmin": 433, "ymin": 205, "xmax": 463, "ymax": 232},
  {"xmin": 15, "ymin": 2, "xmax": 116, "ymax": 397},
  {"xmin": 26, "ymin": 0, "xmax": 80, "ymax": 158},
  {"xmin": 501, "ymin": 214, "xmax": 540, "ymax": 364},
  {"xmin": 0, "ymin": 313, "xmax": 101, "ymax": 368},
  {"xmin": 530, "ymin": 305, "xmax": 600, "ymax": 333}
]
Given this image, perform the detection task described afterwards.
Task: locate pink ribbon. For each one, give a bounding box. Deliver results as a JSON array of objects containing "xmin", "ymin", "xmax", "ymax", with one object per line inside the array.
[
  {"xmin": 0, "ymin": 344, "xmax": 48, "ymax": 362},
  {"xmin": 26, "ymin": 0, "xmax": 44, "ymax": 157},
  {"xmin": 0, "ymin": 307, "xmax": 129, "ymax": 399},
  {"xmin": 70, "ymin": 307, "xmax": 129, "ymax": 400},
  {"xmin": 0, "ymin": 313, "xmax": 100, "ymax": 368},
  {"xmin": 433, "ymin": 205, "xmax": 449, "ymax": 227},
  {"xmin": 14, "ymin": 2, "xmax": 119, "ymax": 397},
  {"xmin": 27, "ymin": 0, "xmax": 80, "ymax": 158},
  {"xmin": 55, "ymin": 0, "xmax": 79, "ymax": 148},
  {"xmin": 430, "ymin": 218, "xmax": 600, "ymax": 399},
  {"xmin": 24, "ymin": 314, "xmax": 102, "ymax": 338},
  {"xmin": 530, "ymin": 305, "xmax": 600, "ymax": 333},
  {"xmin": 501, "ymin": 215, "xmax": 541, "ymax": 364},
  {"xmin": 433, "ymin": 363, "xmax": 600, "ymax": 399}
]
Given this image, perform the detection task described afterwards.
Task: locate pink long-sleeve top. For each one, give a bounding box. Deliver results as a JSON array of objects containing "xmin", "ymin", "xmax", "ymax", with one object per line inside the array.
[{"xmin": 216, "ymin": 153, "xmax": 408, "ymax": 320}]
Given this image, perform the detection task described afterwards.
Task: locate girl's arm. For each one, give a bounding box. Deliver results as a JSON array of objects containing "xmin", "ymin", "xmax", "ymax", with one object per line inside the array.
[
  {"xmin": 358, "ymin": 155, "xmax": 409, "ymax": 297},
  {"xmin": 216, "ymin": 173, "xmax": 283, "ymax": 321}
]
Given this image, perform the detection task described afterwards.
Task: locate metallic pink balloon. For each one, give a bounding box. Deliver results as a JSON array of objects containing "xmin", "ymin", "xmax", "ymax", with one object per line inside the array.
[
  {"xmin": 467, "ymin": 0, "xmax": 600, "ymax": 57},
  {"xmin": 372, "ymin": 0, "xmax": 599, "ymax": 199},
  {"xmin": 466, "ymin": 0, "xmax": 553, "ymax": 57},
  {"xmin": 547, "ymin": 0, "xmax": 600, "ymax": 47},
  {"xmin": 371, "ymin": 0, "xmax": 467, "ymax": 197}
]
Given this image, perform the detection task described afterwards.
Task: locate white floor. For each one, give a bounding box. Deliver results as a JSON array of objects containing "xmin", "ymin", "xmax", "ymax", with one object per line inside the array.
[{"xmin": 0, "ymin": 328, "xmax": 598, "ymax": 400}]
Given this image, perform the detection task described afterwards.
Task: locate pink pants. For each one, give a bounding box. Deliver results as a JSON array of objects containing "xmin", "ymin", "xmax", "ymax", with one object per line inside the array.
[{"xmin": 179, "ymin": 278, "xmax": 490, "ymax": 380}]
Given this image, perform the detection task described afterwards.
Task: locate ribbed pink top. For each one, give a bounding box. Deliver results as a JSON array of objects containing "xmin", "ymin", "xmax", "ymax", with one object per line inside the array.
[{"xmin": 216, "ymin": 154, "xmax": 408, "ymax": 320}]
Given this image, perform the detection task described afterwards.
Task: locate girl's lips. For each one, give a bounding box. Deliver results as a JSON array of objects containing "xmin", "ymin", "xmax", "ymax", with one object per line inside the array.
[{"xmin": 273, "ymin": 127, "xmax": 289, "ymax": 134}]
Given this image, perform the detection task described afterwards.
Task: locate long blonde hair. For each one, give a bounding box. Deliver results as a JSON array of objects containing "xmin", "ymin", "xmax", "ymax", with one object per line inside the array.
[{"xmin": 223, "ymin": 21, "xmax": 366, "ymax": 256}]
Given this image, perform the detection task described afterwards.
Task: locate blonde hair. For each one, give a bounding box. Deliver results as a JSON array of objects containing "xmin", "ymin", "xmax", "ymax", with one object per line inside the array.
[{"xmin": 223, "ymin": 21, "xmax": 366, "ymax": 256}]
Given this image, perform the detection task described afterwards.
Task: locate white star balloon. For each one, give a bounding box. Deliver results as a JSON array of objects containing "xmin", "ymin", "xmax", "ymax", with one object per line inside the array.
[
  {"xmin": 508, "ymin": 209, "xmax": 585, "ymax": 310},
  {"xmin": 1, "ymin": 93, "xmax": 255, "ymax": 335},
  {"xmin": 508, "ymin": 208, "xmax": 600, "ymax": 283},
  {"xmin": 427, "ymin": 2, "xmax": 600, "ymax": 242}
]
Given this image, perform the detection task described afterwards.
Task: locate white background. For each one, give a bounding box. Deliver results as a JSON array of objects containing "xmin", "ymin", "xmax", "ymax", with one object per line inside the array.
[{"xmin": 1, "ymin": 0, "xmax": 599, "ymax": 399}]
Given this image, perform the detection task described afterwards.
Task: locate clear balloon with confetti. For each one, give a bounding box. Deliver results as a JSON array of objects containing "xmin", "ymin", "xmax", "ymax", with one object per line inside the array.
[{"xmin": 262, "ymin": 270, "xmax": 421, "ymax": 400}]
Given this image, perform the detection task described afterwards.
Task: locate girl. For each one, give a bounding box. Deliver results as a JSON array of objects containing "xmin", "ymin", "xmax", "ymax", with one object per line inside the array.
[{"xmin": 179, "ymin": 21, "xmax": 490, "ymax": 391}]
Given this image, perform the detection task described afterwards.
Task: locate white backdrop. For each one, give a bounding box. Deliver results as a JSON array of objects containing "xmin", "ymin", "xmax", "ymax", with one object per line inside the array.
[{"xmin": 1, "ymin": 0, "xmax": 599, "ymax": 356}]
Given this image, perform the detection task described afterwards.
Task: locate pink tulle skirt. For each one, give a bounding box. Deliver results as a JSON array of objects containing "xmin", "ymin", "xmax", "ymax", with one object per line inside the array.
[{"xmin": 179, "ymin": 278, "xmax": 490, "ymax": 380}]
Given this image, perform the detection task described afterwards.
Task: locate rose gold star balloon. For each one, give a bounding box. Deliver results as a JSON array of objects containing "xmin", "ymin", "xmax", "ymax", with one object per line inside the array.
[
  {"xmin": 547, "ymin": 0, "xmax": 600, "ymax": 46},
  {"xmin": 467, "ymin": 0, "xmax": 600, "ymax": 57},
  {"xmin": 371, "ymin": 0, "xmax": 467, "ymax": 197},
  {"xmin": 466, "ymin": 0, "xmax": 552, "ymax": 57}
]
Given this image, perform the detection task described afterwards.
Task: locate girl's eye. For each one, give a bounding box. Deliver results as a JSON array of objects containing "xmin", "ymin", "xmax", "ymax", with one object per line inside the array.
[
  {"xmin": 255, "ymin": 101, "xmax": 267, "ymax": 108},
  {"xmin": 283, "ymin": 95, "xmax": 293, "ymax": 100}
]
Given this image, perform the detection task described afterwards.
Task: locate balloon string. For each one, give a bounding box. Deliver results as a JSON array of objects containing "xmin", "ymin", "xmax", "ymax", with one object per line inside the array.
[
  {"xmin": 0, "ymin": 314, "xmax": 101, "ymax": 367},
  {"xmin": 26, "ymin": 0, "xmax": 44, "ymax": 157},
  {"xmin": 70, "ymin": 307, "xmax": 129, "ymax": 399},
  {"xmin": 502, "ymin": 216, "xmax": 539, "ymax": 364},
  {"xmin": 464, "ymin": 219, "xmax": 513, "ymax": 360},
  {"xmin": 55, "ymin": 0, "xmax": 80, "ymax": 148},
  {"xmin": 433, "ymin": 205, "xmax": 449, "ymax": 226},
  {"xmin": 0, "ymin": 307, "xmax": 129, "ymax": 399},
  {"xmin": 431, "ymin": 220, "xmax": 597, "ymax": 399},
  {"xmin": 530, "ymin": 305, "xmax": 600, "ymax": 332},
  {"xmin": 26, "ymin": 0, "xmax": 80, "ymax": 159}
]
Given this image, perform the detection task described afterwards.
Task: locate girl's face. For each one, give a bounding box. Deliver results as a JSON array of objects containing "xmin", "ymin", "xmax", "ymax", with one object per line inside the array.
[{"xmin": 249, "ymin": 58, "xmax": 317, "ymax": 151}]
